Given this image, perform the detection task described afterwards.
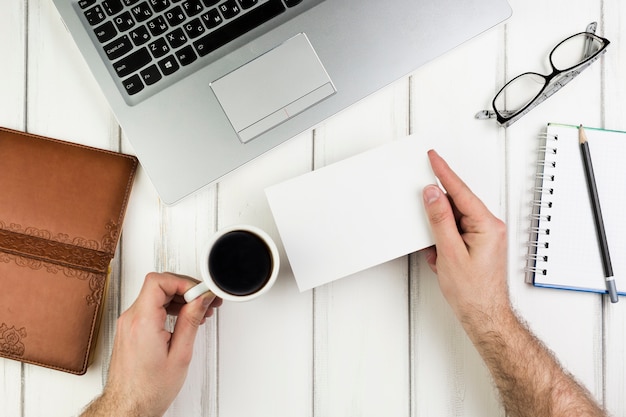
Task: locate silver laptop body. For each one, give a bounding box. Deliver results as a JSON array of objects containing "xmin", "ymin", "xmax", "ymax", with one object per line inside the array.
[{"xmin": 53, "ymin": 0, "xmax": 511, "ymax": 204}]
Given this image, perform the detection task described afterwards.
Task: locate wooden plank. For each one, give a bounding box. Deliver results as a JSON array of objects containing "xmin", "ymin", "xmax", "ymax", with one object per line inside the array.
[
  {"xmin": 312, "ymin": 81, "xmax": 411, "ymax": 417},
  {"xmin": 0, "ymin": 2, "xmax": 26, "ymax": 417},
  {"xmin": 409, "ymin": 25, "xmax": 506, "ymax": 416},
  {"xmin": 118, "ymin": 137, "xmax": 162, "ymax": 305},
  {"xmin": 0, "ymin": 2, "xmax": 26, "ymax": 130},
  {"xmin": 601, "ymin": 3, "xmax": 626, "ymax": 415},
  {"xmin": 216, "ymin": 133, "xmax": 315, "ymax": 417},
  {"xmin": 503, "ymin": 0, "xmax": 604, "ymax": 405},
  {"xmin": 158, "ymin": 189, "xmax": 218, "ymax": 417},
  {"xmin": 410, "ymin": 255, "xmax": 505, "ymax": 417},
  {"xmin": 117, "ymin": 134, "xmax": 220, "ymax": 417},
  {"xmin": 21, "ymin": 0, "xmax": 119, "ymax": 415}
]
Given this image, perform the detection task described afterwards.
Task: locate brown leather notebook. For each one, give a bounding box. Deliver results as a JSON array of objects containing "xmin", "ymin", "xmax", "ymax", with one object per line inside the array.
[{"xmin": 0, "ymin": 127, "xmax": 138, "ymax": 375}]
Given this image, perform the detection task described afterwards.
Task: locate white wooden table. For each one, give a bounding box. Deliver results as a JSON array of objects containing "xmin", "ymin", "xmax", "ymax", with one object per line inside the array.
[{"xmin": 2, "ymin": 1, "xmax": 625, "ymax": 416}]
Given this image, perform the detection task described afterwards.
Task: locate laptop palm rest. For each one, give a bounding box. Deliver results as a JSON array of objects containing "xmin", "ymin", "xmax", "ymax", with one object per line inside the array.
[{"xmin": 210, "ymin": 33, "xmax": 336, "ymax": 143}]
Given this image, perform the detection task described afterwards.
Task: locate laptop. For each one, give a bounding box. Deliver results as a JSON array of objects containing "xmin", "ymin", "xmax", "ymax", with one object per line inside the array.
[{"xmin": 53, "ymin": 0, "xmax": 511, "ymax": 204}]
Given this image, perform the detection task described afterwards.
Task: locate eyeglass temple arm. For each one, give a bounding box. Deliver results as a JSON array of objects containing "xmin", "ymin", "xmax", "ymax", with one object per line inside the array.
[
  {"xmin": 475, "ymin": 110, "xmax": 514, "ymax": 119},
  {"xmin": 475, "ymin": 22, "xmax": 599, "ymax": 121}
]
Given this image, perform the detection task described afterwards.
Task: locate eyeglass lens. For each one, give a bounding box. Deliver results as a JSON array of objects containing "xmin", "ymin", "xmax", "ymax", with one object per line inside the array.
[{"xmin": 551, "ymin": 33, "xmax": 604, "ymax": 70}]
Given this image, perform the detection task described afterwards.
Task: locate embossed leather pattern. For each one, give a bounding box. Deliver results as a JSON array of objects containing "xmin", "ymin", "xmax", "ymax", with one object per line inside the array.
[
  {"xmin": 0, "ymin": 127, "xmax": 138, "ymax": 375},
  {"xmin": 0, "ymin": 227, "xmax": 111, "ymax": 274}
]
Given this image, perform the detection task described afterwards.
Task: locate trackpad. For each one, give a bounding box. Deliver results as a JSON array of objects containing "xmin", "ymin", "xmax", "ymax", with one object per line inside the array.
[{"xmin": 210, "ymin": 33, "xmax": 336, "ymax": 143}]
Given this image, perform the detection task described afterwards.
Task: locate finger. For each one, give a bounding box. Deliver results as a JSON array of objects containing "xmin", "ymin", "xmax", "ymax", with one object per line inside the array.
[
  {"xmin": 167, "ymin": 272, "xmax": 202, "ymax": 285},
  {"xmin": 421, "ymin": 246, "xmax": 438, "ymax": 274},
  {"xmin": 422, "ymin": 184, "xmax": 466, "ymax": 258},
  {"xmin": 169, "ymin": 291, "xmax": 216, "ymax": 365},
  {"xmin": 137, "ymin": 273, "xmax": 201, "ymax": 308},
  {"xmin": 165, "ymin": 301, "xmax": 185, "ymax": 317},
  {"xmin": 169, "ymin": 296, "xmax": 223, "ymax": 318},
  {"xmin": 204, "ymin": 297, "xmax": 223, "ymax": 318},
  {"xmin": 427, "ymin": 150, "xmax": 490, "ymax": 221}
]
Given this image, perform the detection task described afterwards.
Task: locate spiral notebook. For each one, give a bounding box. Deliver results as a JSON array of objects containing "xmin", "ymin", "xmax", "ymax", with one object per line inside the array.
[{"xmin": 525, "ymin": 123, "xmax": 626, "ymax": 296}]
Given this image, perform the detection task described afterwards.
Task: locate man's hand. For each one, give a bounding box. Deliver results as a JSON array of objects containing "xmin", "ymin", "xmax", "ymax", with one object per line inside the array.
[
  {"xmin": 421, "ymin": 150, "xmax": 607, "ymax": 417},
  {"xmin": 82, "ymin": 272, "xmax": 222, "ymax": 417},
  {"xmin": 421, "ymin": 149, "xmax": 509, "ymax": 323}
]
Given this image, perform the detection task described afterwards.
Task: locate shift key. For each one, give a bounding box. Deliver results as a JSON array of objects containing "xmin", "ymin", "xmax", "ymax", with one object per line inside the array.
[{"xmin": 113, "ymin": 47, "xmax": 152, "ymax": 77}]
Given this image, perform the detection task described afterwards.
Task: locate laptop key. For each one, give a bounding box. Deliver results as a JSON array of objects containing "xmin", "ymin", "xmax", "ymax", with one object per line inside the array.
[
  {"xmin": 140, "ymin": 64, "xmax": 163, "ymax": 85},
  {"xmin": 113, "ymin": 11, "xmax": 136, "ymax": 31},
  {"xmin": 102, "ymin": 0, "xmax": 124, "ymax": 16},
  {"xmin": 193, "ymin": 0, "xmax": 286, "ymax": 57},
  {"xmin": 158, "ymin": 55, "xmax": 180, "ymax": 75},
  {"xmin": 182, "ymin": 0, "xmax": 205, "ymax": 17},
  {"xmin": 166, "ymin": 28, "xmax": 188, "ymax": 48},
  {"xmin": 164, "ymin": 5, "xmax": 186, "ymax": 26},
  {"xmin": 148, "ymin": 37, "xmax": 171, "ymax": 57},
  {"xmin": 122, "ymin": 74, "xmax": 145, "ymax": 95},
  {"xmin": 130, "ymin": 25, "xmax": 152, "ymax": 46},
  {"xmin": 183, "ymin": 18, "xmax": 205, "ymax": 38},
  {"xmin": 114, "ymin": 47, "xmax": 152, "ymax": 77},
  {"xmin": 218, "ymin": 0, "xmax": 241, "ymax": 19},
  {"xmin": 84, "ymin": 5, "xmax": 106, "ymax": 25},
  {"xmin": 94, "ymin": 21, "xmax": 118, "ymax": 43},
  {"xmin": 104, "ymin": 35, "xmax": 133, "ymax": 60},
  {"xmin": 79, "ymin": 0, "xmax": 97, "ymax": 9},
  {"xmin": 201, "ymin": 8, "xmax": 223, "ymax": 29},
  {"xmin": 147, "ymin": 15, "xmax": 169, "ymax": 36},
  {"xmin": 131, "ymin": 1, "xmax": 154, "ymax": 22},
  {"xmin": 176, "ymin": 45, "xmax": 198, "ymax": 65},
  {"xmin": 149, "ymin": 0, "xmax": 171, "ymax": 13}
]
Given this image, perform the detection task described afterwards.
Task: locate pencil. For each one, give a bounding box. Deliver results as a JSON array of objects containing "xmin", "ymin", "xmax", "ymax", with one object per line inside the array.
[{"xmin": 579, "ymin": 125, "xmax": 619, "ymax": 303}]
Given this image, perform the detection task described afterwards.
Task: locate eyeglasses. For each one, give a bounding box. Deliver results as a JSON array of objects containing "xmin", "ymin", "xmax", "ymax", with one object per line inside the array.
[{"xmin": 476, "ymin": 22, "xmax": 610, "ymax": 127}]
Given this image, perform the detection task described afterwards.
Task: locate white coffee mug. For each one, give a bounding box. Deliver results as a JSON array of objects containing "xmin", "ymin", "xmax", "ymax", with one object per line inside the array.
[{"xmin": 184, "ymin": 225, "xmax": 280, "ymax": 303}]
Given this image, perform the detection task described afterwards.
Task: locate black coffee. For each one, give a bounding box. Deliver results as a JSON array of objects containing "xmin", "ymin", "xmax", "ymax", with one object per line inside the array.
[{"xmin": 208, "ymin": 231, "xmax": 273, "ymax": 296}]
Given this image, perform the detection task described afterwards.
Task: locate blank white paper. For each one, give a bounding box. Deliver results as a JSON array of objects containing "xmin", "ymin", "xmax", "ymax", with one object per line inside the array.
[{"xmin": 265, "ymin": 135, "xmax": 437, "ymax": 291}]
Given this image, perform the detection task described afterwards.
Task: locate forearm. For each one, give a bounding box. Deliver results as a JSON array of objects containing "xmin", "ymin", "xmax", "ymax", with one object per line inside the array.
[
  {"xmin": 461, "ymin": 305, "xmax": 606, "ymax": 417},
  {"xmin": 80, "ymin": 390, "xmax": 143, "ymax": 417}
]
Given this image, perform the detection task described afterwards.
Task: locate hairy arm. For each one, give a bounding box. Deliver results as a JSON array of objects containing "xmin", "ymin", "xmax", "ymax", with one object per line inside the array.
[
  {"xmin": 463, "ymin": 304, "xmax": 604, "ymax": 417},
  {"xmin": 422, "ymin": 150, "xmax": 606, "ymax": 417}
]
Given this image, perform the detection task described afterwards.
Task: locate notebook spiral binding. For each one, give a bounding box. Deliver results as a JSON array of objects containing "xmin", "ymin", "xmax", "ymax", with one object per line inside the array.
[{"xmin": 525, "ymin": 133, "xmax": 558, "ymax": 279}]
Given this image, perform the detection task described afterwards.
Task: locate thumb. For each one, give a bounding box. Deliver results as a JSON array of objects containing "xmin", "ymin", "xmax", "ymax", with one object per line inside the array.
[
  {"xmin": 169, "ymin": 292, "xmax": 215, "ymax": 365},
  {"xmin": 422, "ymin": 185, "xmax": 465, "ymax": 253}
]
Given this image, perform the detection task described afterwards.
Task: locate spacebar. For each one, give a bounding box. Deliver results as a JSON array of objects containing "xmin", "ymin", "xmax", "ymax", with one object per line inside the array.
[{"xmin": 193, "ymin": 0, "xmax": 287, "ymax": 57}]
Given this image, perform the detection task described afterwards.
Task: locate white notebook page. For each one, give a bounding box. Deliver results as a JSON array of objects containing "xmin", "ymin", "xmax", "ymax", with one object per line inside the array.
[{"xmin": 530, "ymin": 123, "xmax": 626, "ymax": 295}]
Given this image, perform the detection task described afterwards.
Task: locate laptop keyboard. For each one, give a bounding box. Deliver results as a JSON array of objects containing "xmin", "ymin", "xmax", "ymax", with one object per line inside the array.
[{"xmin": 78, "ymin": 0, "xmax": 312, "ymax": 102}]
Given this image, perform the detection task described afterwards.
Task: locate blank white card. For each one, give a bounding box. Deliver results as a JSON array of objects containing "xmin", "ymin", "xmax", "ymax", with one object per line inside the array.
[{"xmin": 265, "ymin": 135, "xmax": 437, "ymax": 291}]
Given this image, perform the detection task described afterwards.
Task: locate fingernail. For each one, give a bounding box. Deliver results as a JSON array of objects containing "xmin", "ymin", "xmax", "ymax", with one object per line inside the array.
[{"xmin": 423, "ymin": 185, "xmax": 441, "ymax": 205}]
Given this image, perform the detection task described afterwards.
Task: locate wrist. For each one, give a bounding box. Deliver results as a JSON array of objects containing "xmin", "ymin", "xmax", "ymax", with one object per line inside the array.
[{"xmin": 81, "ymin": 389, "xmax": 146, "ymax": 417}]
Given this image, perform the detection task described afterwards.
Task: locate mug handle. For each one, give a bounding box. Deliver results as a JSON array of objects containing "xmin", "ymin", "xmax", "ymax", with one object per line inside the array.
[{"xmin": 184, "ymin": 282, "xmax": 210, "ymax": 303}]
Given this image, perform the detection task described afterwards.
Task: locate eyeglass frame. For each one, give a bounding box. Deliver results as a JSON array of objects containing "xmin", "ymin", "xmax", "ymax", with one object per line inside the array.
[{"xmin": 475, "ymin": 22, "xmax": 610, "ymax": 128}]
